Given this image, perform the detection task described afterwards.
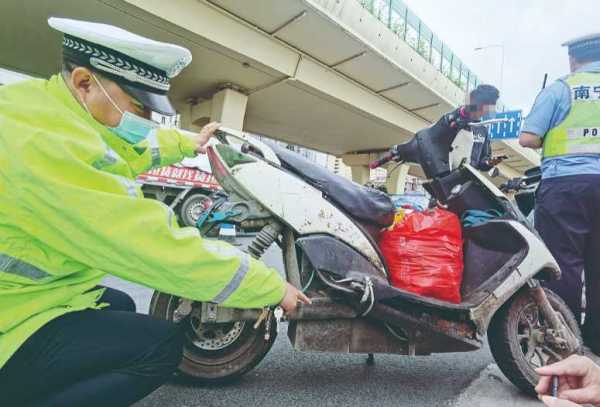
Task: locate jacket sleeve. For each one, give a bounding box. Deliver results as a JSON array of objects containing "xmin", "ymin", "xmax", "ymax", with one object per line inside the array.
[
  {"xmin": 10, "ymin": 128, "xmax": 286, "ymax": 309},
  {"xmin": 480, "ymin": 132, "xmax": 493, "ymax": 170},
  {"xmin": 119, "ymin": 127, "xmax": 199, "ymax": 177}
]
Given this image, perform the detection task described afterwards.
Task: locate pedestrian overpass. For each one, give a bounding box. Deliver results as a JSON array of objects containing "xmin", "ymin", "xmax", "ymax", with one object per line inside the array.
[{"xmin": 1, "ymin": 0, "xmax": 539, "ymax": 191}]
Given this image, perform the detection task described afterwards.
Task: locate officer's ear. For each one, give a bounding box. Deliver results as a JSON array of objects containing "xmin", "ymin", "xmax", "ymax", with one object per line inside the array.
[{"xmin": 69, "ymin": 67, "xmax": 94, "ymax": 97}]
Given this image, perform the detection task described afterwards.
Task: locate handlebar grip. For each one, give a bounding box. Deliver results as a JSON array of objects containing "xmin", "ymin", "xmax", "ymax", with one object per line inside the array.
[{"xmin": 369, "ymin": 152, "xmax": 394, "ymax": 169}]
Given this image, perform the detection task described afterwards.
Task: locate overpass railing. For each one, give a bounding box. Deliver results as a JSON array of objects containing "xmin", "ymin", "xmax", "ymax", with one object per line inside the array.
[{"xmin": 357, "ymin": 0, "xmax": 480, "ymax": 93}]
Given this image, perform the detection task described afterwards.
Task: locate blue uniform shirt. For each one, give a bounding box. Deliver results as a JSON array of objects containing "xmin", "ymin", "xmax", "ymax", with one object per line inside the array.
[{"xmin": 522, "ymin": 61, "xmax": 600, "ymax": 179}]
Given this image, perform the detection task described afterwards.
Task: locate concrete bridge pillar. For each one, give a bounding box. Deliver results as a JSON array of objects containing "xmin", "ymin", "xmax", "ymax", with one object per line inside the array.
[
  {"xmin": 183, "ymin": 85, "xmax": 249, "ymax": 131},
  {"xmin": 350, "ymin": 165, "xmax": 370, "ymax": 185},
  {"xmin": 385, "ymin": 163, "xmax": 410, "ymax": 194}
]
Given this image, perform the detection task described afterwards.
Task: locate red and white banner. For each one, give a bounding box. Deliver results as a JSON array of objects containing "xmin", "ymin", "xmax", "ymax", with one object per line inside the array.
[{"xmin": 137, "ymin": 166, "xmax": 221, "ymax": 190}]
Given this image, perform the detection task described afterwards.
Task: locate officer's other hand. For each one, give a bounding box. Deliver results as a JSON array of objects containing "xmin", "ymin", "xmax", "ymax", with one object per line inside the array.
[
  {"xmin": 279, "ymin": 282, "xmax": 311, "ymax": 313},
  {"xmin": 536, "ymin": 355, "xmax": 600, "ymax": 407},
  {"xmin": 195, "ymin": 121, "xmax": 221, "ymax": 154}
]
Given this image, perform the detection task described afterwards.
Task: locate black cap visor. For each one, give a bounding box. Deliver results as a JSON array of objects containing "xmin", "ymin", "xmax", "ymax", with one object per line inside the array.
[{"xmin": 121, "ymin": 84, "xmax": 176, "ymax": 116}]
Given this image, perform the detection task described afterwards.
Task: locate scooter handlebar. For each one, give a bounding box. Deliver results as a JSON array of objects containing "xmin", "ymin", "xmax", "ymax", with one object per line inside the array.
[
  {"xmin": 500, "ymin": 174, "xmax": 541, "ymax": 193},
  {"xmin": 369, "ymin": 152, "xmax": 395, "ymax": 169}
]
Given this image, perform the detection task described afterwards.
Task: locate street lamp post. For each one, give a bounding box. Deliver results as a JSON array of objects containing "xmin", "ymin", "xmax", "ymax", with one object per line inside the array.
[{"xmin": 474, "ymin": 44, "xmax": 505, "ymax": 92}]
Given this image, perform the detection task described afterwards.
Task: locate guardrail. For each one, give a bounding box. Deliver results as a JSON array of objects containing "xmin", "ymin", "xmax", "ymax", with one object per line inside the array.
[{"xmin": 357, "ymin": 0, "xmax": 479, "ymax": 93}]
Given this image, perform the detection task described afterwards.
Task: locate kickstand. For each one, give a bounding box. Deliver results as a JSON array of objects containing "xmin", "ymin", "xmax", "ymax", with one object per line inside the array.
[{"xmin": 366, "ymin": 353, "xmax": 375, "ymax": 366}]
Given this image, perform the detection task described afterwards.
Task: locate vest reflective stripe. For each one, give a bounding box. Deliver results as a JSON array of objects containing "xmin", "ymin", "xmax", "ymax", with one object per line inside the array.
[
  {"xmin": 92, "ymin": 146, "xmax": 120, "ymax": 170},
  {"xmin": 113, "ymin": 174, "xmax": 139, "ymax": 198},
  {"xmin": 0, "ymin": 253, "xmax": 51, "ymax": 280},
  {"xmin": 147, "ymin": 129, "xmax": 161, "ymax": 167},
  {"xmin": 543, "ymin": 72, "xmax": 600, "ymax": 158},
  {"xmin": 211, "ymin": 253, "xmax": 250, "ymax": 304}
]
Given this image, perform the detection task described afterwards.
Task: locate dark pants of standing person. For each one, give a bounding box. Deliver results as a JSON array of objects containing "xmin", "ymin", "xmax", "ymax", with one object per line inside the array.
[
  {"xmin": 0, "ymin": 286, "xmax": 183, "ymax": 407},
  {"xmin": 535, "ymin": 174, "xmax": 600, "ymax": 353}
]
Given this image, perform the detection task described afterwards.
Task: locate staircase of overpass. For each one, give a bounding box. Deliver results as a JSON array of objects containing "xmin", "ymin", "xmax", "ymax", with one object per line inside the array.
[{"xmin": 1, "ymin": 0, "xmax": 539, "ymax": 191}]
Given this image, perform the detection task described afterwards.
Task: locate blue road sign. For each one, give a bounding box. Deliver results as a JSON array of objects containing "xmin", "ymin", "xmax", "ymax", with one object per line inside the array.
[{"xmin": 487, "ymin": 110, "xmax": 522, "ymax": 140}]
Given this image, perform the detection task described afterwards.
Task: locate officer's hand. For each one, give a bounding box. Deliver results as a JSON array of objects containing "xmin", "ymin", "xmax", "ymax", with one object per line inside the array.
[
  {"xmin": 279, "ymin": 282, "xmax": 311, "ymax": 313},
  {"xmin": 195, "ymin": 121, "xmax": 221, "ymax": 154},
  {"xmin": 536, "ymin": 355, "xmax": 600, "ymax": 407}
]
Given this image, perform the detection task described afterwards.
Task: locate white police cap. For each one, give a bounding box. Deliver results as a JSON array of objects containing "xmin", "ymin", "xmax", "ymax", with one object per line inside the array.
[{"xmin": 48, "ymin": 17, "xmax": 193, "ymax": 115}]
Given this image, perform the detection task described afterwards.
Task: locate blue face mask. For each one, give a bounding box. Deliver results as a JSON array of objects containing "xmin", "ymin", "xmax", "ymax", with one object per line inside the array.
[
  {"xmin": 109, "ymin": 111, "xmax": 158, "ymax": 144},
  {"xmin": 92, "ymin": 73, "xmax": 158, "ymax": 144}
]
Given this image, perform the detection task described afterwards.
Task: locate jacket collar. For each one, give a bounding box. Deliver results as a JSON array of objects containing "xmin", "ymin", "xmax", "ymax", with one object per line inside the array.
[{"xmin": 46, "ymin": 74, "xmax": 115, "ymax": 140}]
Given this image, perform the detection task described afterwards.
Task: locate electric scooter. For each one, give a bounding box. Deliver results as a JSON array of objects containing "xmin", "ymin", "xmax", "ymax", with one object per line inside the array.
[{"xmin": 150, "ymin": 117, "xmax": 580, "ymax": 395}]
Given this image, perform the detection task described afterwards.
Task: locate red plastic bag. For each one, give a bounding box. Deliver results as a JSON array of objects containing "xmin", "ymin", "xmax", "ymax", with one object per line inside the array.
[{"xmin": 380, "ymin": 208, "xmax": 464, "ymax": 303}]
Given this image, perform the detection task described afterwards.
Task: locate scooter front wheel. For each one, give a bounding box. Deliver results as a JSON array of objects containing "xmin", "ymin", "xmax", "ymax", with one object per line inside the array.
[
  {"xmin": 149, "ymin": 291, "xmax": 277, "ymax": 383},
  {"xmin": 487, "ymin": 288, "xmax": 581, "ymax": 396}
]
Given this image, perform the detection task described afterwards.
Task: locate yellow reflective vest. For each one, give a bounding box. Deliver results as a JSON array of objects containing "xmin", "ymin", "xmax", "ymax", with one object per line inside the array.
[
  {"xmin": 0, "ymin": 75, "xmax": 285, "ymax": 368},
  {"xmin": 543, "ymin": 72, "xmax": 600, "ymax": 158}
]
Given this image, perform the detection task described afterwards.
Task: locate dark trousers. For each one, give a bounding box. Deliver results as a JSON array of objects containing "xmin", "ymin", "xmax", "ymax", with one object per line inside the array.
[
  {"xmin": 535, "ymin": 175, "xmax": 600, "ymax": 351},
  {"xmin": 0, "ymin": 286, "xmax": 183, "ymax": 406}
]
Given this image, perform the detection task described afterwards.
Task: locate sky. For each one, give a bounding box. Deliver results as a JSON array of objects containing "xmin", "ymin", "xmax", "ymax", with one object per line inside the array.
[{"xmin": 402, "ymin": 0, "xmax": 600, "ymax": 113}]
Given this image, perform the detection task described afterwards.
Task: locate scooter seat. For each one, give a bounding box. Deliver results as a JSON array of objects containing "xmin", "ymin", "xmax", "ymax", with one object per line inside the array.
[{"xmin": 267, "ymin": 142, "xmax": 395, "ymax": 228}]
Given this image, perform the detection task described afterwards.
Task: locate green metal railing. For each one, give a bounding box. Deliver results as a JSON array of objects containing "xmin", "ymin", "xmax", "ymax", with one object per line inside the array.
[{"xmin": 358, "ymin": 0, "xmax": 479, "ymax": 92}]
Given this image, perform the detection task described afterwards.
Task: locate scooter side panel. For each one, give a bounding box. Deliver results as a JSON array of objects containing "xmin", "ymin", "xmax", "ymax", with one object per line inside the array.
[
  {"xmin": 470, "ymin": 220, "xmax": 560, "ymax": 332},
  {"xmin": 296, "ymin": 235, "xmax": 384, "ymax": 280},
  {"xmin": 231, "ymin": 161, "xmax": 385, "ymax": 272}
]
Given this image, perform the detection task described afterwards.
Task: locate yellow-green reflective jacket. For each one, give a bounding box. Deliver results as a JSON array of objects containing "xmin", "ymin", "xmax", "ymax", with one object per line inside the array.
[
  {"xmin": 0, "ymin": 75, "xmax": 285, "ymax": 368},
  {"xmin": 543, "ymin": 72, "xmax": 600, "ymax": 158}
]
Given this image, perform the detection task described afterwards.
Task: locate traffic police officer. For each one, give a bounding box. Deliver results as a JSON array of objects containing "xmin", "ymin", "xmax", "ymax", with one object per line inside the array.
[
  {"xmin": 519, "ymin": 33, "xmax": 600, "ymax": 354},
  {"xmin": 0, "ymin": 18, "xmax": 308, "ymax": 405}
]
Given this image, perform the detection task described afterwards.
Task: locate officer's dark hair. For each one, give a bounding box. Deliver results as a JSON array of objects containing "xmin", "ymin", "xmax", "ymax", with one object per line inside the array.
[
  {"xmin": 61, "ymin": 57, "xmax": 79, "ymax": 76},
  {"xmin": 61, "ymin": 57, "xmax": 103, "ymax": 78},
  {"xmin": 470, "ymin": 84, "xmax": 500, "ymax": 106},
  {"xmin": 61, "ymin": 56, "xmax": 108, "ymax": 85}
]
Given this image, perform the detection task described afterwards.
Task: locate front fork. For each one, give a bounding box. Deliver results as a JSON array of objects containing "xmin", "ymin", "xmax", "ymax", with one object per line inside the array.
[{"xmin": 528, "ymin": 279, "xmax": 581, "ymax": 355}]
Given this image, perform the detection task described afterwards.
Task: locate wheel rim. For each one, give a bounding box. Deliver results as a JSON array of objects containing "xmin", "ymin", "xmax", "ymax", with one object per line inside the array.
[
  {"xmin": 189, "ymin": 315, "xmax": 246, "ymax": 351},
  {"xmin": 516, "ymin": 303, "xmax": 561, "ymax": 369},
  {"xmin": 165, "ymin": 297, "xmax": 256, "ymax": 359},
  {"xmin": 185, "ymin": 197, "xmax": 212, "ymax": 224}
]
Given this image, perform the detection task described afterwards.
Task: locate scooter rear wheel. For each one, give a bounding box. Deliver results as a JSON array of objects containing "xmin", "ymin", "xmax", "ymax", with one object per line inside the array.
[
  {"xmin": 488, "ymin": 288, "xmax": 581, "ymax": 396},
  {"xmin": 149, "ymin": 291, "xmax": 277, "ymax": 383}
]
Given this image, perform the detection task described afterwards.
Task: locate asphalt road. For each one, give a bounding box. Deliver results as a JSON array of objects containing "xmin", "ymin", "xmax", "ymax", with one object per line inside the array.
[{"xmin": 102, "ymin": 237, "xmax": 542, "ymax": 407}]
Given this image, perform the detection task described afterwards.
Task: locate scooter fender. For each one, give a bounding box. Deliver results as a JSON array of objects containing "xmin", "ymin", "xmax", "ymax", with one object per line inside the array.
[{"xmin": 469, "ymin": 220, "xmax": 561, "ymax": 334}]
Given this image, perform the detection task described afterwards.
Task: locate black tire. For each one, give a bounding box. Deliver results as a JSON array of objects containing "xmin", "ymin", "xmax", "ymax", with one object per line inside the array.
[
  {"xmin": 149, "ymin": 291, "xmax": 276, "ymax": 383},
  {"xmin": 179, "ymin": 193, "xmax": 212, "ymax": 227},
  {"xmin": 488, "ymin": 288, "xmax": 582, "ymax": 396}
]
